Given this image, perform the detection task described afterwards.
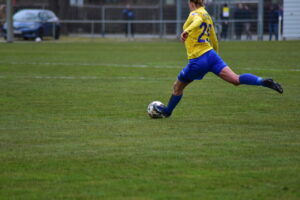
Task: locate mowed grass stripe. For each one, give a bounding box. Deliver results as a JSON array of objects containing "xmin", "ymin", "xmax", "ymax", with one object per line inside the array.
[
  {"xmin": 0, "ymin": 40, "xmax": 299, "ymax": 200},
  {"xmin": 0, "ymin": 60, "xmax": 300, "ymax": 71}
]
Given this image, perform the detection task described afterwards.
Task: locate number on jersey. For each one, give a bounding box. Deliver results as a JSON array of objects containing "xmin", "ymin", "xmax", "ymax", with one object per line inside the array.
[{"xmin": 198, "ymin": 22, "xmax": 212, "ymax": 43}]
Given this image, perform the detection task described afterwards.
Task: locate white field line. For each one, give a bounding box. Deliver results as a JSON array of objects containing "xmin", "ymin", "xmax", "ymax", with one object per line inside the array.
[
  {"xmin": 0, "ymin": 61, "xmax": 299, "ymax": 72},
  {"xmin": 241, "ymin": 67, "xmax": 300, "ymax": 72},
  {"xmin": 0, "ymin": 75, "xmax": 176, "ymax": 81},
  {"xmin": 0, "ymin": 61, "xmax": 150, "ymax": 68},
  {"xmin": 30, "ymin": 75, "xmax": 175, "ymax": 81}
]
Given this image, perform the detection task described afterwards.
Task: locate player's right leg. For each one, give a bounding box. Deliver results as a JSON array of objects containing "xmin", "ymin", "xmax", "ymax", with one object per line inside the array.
[
  {"xmin": 218, "ymin": 66, "xmax": 283, "ymax": 94},
  {"xmin": 154, "ymin": 80, "xmax": 189, "ymax": 117}
]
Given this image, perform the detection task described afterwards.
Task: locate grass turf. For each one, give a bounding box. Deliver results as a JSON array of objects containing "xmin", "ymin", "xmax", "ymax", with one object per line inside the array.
[{"xmin": 0, "ymin": 39, "xmax": 299, "ymax": 199}]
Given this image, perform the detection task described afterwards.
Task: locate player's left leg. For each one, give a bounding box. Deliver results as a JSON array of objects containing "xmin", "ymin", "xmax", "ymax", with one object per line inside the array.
[
  {"xmin": 218, "ymin": 66, "xmax": 240, "ymax": 85},
  {"xmin": 219, "ymin": 66, "xmax": 283, "ymax": 93},
  {"xmin": 219, "ymin": 66, "xmax": 263, "ymax": 86}
]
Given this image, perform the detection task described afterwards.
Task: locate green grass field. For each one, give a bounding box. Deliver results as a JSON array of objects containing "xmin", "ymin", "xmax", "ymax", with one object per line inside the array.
[{"xmin": 0, "ymin": 39, "xmax": 299, "ymax": 200}]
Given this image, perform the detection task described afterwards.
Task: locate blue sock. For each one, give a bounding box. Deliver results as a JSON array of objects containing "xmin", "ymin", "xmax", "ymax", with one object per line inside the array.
[
  {"xmin": 239, "ymin": 73, "xmax": 263, "ymax": 86},
  {"xmin": 164, "ymin": 95, "xmax": 182, "ymax": 114}
]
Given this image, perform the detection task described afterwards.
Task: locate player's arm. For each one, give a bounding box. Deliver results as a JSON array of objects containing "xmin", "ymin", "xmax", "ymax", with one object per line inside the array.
[
  {"xmin": 181, "ymin": 14, "xmax": 203, "ymax": 42},
  {"xmin": 209, "ymin": 24, "xmax": 219, "ymax": 53},
  {"xmin": 184, "ymin": 14, "xmax": 203, "ymax": 33}
]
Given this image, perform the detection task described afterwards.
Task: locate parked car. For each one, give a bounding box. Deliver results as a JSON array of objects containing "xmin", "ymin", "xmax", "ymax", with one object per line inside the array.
[{"xmin": 2, "ymin": 9, "xmax": 60, "ymax": 40}]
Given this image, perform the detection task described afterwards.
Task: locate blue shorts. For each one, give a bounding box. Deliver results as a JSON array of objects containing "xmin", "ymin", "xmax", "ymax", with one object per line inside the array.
[{"xmin": 178, "ymin": 50, "xmax": 227, "ymax": 83}]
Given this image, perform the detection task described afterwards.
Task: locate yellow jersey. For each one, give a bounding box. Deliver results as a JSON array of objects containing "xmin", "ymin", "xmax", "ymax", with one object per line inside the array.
[{"xmin": 183, "ymin": 7, "xmax": 219, "ymax": 59}]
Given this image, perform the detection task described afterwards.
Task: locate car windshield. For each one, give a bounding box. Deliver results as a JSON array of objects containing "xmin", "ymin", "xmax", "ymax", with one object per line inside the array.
[{"xmin": 14, "ymin": 11, "xmax": 39, "ymax": 22}]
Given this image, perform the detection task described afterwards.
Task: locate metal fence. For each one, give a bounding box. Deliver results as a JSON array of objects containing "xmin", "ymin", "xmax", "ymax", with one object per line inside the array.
[
  {"xmin": 0, "ymin": 19, "xmax": 262, "ymax": 40},
  {"xmin": 1, "ymin": 0, "xmax": 284, "ymax": 41},
  {"xmin": 56, "ymin": 1, "xmax": 263, "ymax": 40},
  {"xmin": 58, "ymin": 18, "xmax": 260, "ymax": 41}
]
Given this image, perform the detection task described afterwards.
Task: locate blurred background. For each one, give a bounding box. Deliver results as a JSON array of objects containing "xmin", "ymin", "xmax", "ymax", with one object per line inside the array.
[{"xmin": 0, "ymin": 0, "xmax": 299, "ymax": 41}]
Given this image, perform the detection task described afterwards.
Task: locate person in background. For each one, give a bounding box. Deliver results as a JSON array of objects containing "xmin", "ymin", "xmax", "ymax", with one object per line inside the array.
[
  {"xmin": 122, "ymin": 4, "xmax": 135, "ymax": 38},
  {"xmin": 243, "ymin": 5, "xmax": 252, "ymax": 40},
  {"xmin": 269, "ymin": 4, "xmax": 280, "ymax": 41},
  {"xmin": 220, "ymin": 4, "xmax": 229, "ymax": 40},
  {"xmin": 0, "ymin": 5, "xmax": 6, "ymax": 37},
  {"xmin": 234, "ymin": 3, "xmax": 244, "ymax": 40}
]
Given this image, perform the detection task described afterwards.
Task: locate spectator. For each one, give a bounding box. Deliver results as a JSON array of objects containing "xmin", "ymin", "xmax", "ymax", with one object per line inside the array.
[
  {"xmin": 243, "ymin": 5, "xmax": 252, "ymax": 40},
  {"xmin": 269, "ymin": 4, "xmax": 280, "ymax": 41},
  {"xmin": 220, "ymin": 4, "xmax": 229, "ymax": 40},
  {"xmin": 122, "ymin": 4, "xmax": 135, "ymax": 38},
  {"xmin": 234, "ymin": 4, "xmax": 244, "ymax": 40},
  {"xmin": 0, "ymin": 5, "xmax": 5, "ymax": 36}
]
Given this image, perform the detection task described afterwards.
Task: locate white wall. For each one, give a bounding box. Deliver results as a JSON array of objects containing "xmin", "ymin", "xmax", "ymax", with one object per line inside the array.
[{"xmin": 283, "ymin": 0, "xmax": 300, "ymax": 39}]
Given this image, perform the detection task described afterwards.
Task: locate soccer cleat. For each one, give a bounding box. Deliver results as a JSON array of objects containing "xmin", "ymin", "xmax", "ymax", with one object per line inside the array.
[
  {"xmin": 153, "ymin": 104, "xmax": 172, "ymax": 118},
  {"xmin": 262, "ymin": 78, "xmax": 283, "ymax": 94}
]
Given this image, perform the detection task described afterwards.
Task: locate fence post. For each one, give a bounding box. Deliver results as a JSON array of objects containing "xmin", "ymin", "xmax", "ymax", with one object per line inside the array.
[
  {"xmin": 6, "ymin": 0, "xmax": 13, "ymax": 43},
  {"xmin": 52, "ymin": 22, "xmax": 56, "ymax": 40},
  {"xmin": 257, "ymin": 0, "xmax": 264, "ymax": 40},
  {"xmin": 159, "ymin": 0, "xmax": 164, "ymax": 38},
  {"xmin": 101, "ymin": 6, "xmax": 105, "ymax": 37},
  {"xmin": 128, "ymin": 22, "xmax": 132, "ymax": 38},
  {"xmin": 176, "ymin": 0, "xmax": 182, "ymax": 38},
  {"xmin": 278, "ymin": 15, "xmax": 282, "ymax": 41},
  {"xmin": 91, "ymin": 21, "xmax": 95, "ymax": 38}
]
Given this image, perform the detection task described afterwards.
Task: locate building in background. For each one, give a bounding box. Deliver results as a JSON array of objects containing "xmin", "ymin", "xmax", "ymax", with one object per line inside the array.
[{"xmin": 283, "ymin": 0, "xmax": 300, "ymax": 39}]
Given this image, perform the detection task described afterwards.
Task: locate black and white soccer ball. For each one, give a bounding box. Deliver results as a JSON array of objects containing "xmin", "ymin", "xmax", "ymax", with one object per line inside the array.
[{"xmin": 147, "ymin": 101, "xmax": 164, "ymax": 118}]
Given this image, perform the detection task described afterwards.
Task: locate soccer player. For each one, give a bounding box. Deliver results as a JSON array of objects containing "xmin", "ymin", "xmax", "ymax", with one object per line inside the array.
[{"xmin": 154, "ymin": 0, "xmax": 283, "ymax": 118}]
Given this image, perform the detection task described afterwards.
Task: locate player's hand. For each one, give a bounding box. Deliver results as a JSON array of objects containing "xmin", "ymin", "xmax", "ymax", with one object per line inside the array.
[{"xmin": 181, "ymin": 31, "xmax": 189, "ymax": 42}]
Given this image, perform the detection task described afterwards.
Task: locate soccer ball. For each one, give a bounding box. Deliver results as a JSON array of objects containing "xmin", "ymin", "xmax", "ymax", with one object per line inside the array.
[{"xmin": 147, "ymin": 101, "xmax": 164, "ymax": 118}]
